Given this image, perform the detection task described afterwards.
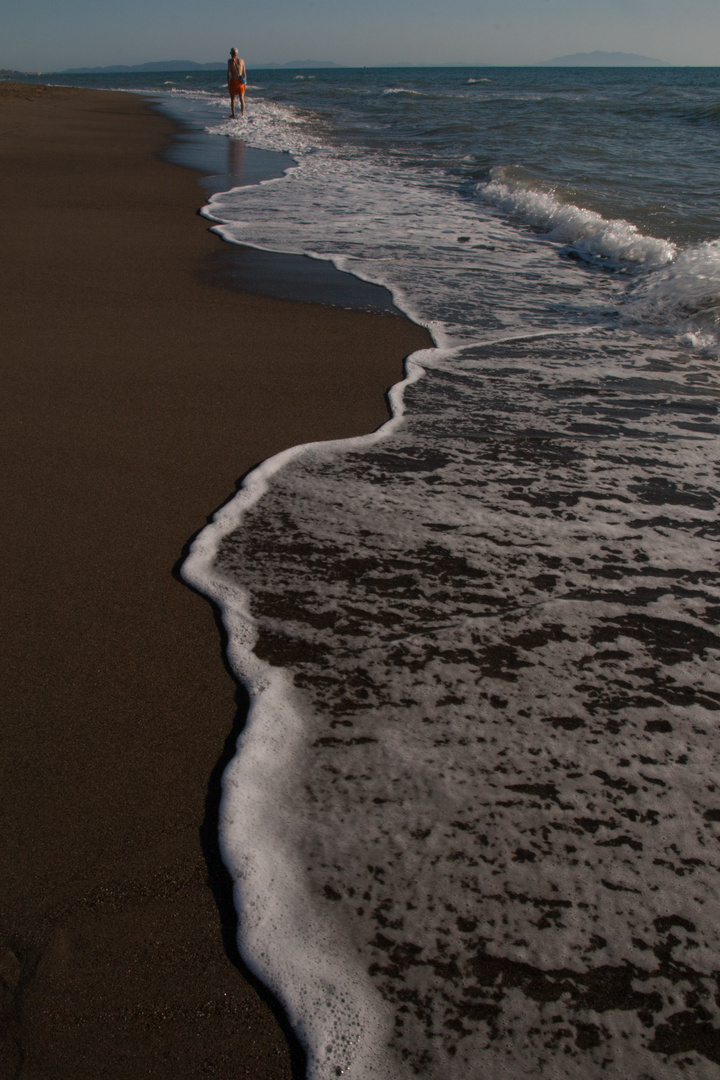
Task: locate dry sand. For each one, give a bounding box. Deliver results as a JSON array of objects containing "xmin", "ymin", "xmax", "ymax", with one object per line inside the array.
[{"xmin": 0, "ymin": 82, "xmax": 431, "ymax": 1079}]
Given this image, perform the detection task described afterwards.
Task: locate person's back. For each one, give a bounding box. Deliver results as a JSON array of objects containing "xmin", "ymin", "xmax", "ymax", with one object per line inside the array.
[{"xmin": 227, "ymin": 48, "xmax": 246, "ymax": 118}]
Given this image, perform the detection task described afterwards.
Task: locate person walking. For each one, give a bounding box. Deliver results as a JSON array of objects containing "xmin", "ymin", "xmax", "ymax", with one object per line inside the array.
[{"xmin": 227, "ymin": 47, "xmax": 247, "ymax": 118}]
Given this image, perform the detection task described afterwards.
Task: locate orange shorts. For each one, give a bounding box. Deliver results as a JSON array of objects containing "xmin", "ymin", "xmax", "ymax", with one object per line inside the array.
[{"xmin": 229, "ymin": 79, "xmax": 245, "ymax": 96}]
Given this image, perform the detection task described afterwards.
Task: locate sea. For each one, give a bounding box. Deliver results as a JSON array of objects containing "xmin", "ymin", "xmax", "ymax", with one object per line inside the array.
[{"xmin": 36, "ymin": 65, "xmax": 720, "ymax": 1077}]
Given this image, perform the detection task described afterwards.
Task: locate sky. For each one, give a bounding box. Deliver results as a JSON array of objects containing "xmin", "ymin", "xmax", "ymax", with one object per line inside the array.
[{"xmin": 3, "ymin": 0, "xmax": 720, "ymax": 72}]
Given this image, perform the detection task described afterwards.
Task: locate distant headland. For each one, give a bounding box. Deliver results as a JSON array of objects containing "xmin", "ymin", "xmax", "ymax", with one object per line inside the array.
[{"xmin": 537, "ymin": 50, "xmax": 671, "ymax": 67}]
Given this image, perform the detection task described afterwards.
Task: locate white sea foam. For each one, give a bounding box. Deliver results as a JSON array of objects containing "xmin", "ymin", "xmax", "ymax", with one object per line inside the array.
[
  {"xmin": 177, "ymin": 90, "xmax": 719, "ymax": 355},
  {"xmin": 198, "ymin": 131, "xmax": 621, "ymax": 351},
  {"xmin": 206, "ymin": 98, "xmax": 318, "ymax": 154},
  {"xmin": 190, "ymin": 324, "xmax": 720, "ymax": 1078},
  {"xmin": 479, "ymin": 168, "xmax": 676, "ymax": 268},
  {"xmin": 173, "ymin": 84, "xmax": 720, "ymax": 1078},
  {"xmin": 145, "ymin": 86, "xmax": 317, "ymax": 156},
  {"xmin": 476, "ymin": 169, "xmax": 720, "ymax": 354},
  {"xmin": 183, "ymin": 361, "xmax": 428, "ymax": 1079},
  {"xmin": 627, "ymin": 239, "xmax": 720, "ymax": 351},
  {"xmin": 382, "ymin": 87, "xmax": 426, "ymax": 95}
]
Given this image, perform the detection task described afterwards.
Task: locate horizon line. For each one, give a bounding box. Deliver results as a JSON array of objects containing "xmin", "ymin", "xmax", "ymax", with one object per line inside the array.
[{"xmin": 6, "ymin": 61, "xmax": 716, "ymax": 75}]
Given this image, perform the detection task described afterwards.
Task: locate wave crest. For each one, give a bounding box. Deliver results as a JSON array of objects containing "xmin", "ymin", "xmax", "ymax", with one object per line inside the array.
[
  {"xmin": 478, "ymin": 169, "xmax": 676, "ymax": 269},
  {"xmin": 628, "ymin": 239, "xmax": 720, "ymax": 352}
]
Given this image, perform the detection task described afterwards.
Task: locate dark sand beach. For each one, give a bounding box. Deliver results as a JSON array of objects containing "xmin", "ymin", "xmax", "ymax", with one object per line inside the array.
[{"xmin": 0, "ymin": 82, "xmax": 431, "ymax": 1079}]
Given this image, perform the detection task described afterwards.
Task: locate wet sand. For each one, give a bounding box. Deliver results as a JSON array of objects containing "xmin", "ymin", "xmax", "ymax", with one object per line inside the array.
[{"xmin": 0, "ymin": 82, "xmax": 431, "ymax": 1079}]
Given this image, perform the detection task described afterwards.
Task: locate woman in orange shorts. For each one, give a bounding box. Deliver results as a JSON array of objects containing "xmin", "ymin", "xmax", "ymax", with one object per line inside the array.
[{"xmin": 227, "ymin": 47, "xmax": 247, "ymax": 118}]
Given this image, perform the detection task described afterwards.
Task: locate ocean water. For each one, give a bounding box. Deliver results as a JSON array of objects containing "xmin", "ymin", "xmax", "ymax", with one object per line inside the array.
[{"xmin": 47, "ymin": 66, "xmax": 720, "ymax": 1076}]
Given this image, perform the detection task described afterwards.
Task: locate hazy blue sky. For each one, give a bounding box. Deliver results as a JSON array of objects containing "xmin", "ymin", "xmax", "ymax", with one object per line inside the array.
[{"xmin": 3, "ymin": 0, "xmax": 720, "ymax": 72}]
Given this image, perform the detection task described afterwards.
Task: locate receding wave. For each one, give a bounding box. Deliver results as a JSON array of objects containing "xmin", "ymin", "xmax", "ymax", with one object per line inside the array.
[{"xmin": 166, "ymin": 71, "xmax": 720, "ymax": 1078}]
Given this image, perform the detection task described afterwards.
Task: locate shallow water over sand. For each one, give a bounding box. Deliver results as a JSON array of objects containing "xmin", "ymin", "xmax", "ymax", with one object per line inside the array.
[{"xmin": 202, "ymin": 321, "xmax": 720, "ymax": 1077}]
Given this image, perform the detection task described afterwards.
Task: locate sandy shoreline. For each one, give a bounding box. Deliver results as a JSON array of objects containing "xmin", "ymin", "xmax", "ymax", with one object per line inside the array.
[{"xmin": 0, "ymin": 83, "xmax": 430, "ymax": 1079}]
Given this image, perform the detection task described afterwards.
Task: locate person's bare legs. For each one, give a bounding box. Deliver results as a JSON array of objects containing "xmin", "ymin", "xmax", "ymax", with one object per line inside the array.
[{"xmin": 230, "ymin": 93, "xmax": 236, "ymax": 118}]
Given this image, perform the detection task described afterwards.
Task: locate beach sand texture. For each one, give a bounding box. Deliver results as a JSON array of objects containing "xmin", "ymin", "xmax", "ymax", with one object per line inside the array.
[{"xmin": 0, "ymin": 83, "xmax": 431, "ymax": 1078}]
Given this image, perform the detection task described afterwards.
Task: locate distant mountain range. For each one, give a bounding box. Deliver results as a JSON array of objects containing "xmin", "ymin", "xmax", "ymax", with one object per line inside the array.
[
  {"xmin": 7, "ymin": 53, "xmax": 676, "ymax": 77},
  {"xmin": 537, "ymin": 50, "xmax": 670, "ymax": 67},
  {"xmin": 59, "ymin": 59, "xmax": 341, "ymax": 74}
]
